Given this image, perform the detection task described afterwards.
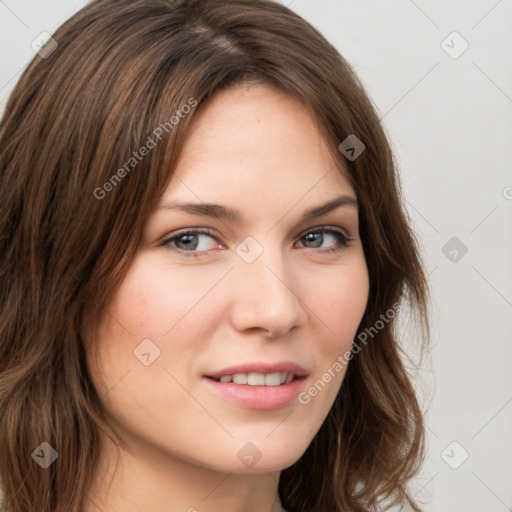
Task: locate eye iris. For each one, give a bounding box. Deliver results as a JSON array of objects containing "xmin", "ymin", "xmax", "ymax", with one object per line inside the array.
[
  {"xmin": 305, "ymin": 232, "xmax": 323, "ymax": 248},
  {"xmin": 177, "ymin": 234, "xmax": 198, "ymax": 250}
]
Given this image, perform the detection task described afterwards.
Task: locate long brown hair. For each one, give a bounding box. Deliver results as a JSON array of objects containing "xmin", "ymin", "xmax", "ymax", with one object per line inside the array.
[{"xmin": 0, "ymin": 1, "xmax": 429, "ymax": 511}]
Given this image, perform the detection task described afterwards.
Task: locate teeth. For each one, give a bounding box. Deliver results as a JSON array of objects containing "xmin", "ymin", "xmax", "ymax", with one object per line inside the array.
[
  {"xmin": 232, "ymin": 373, "xmax": 248, "ymax": 384},
  {"xmin": 217, "ymin": 372, "xmax": 294, "ymax": 386},
  {"xmin": 247, "ymin": 372, "xmax": 265, "ymax": 385},
  {"xmin": 264, "ymin": 372, "xmax": 281, "ymax": 386}
]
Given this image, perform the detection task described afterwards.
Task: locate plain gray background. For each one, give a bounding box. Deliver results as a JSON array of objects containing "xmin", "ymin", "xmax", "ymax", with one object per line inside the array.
[{"xmin": 1, "ymin": 1, "xmax": 511, "ymax": 511}]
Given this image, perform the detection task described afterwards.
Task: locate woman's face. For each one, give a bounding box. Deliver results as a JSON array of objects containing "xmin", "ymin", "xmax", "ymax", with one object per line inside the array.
[{"xmin": 87, "ymin": 84, "xmax": 369, "ymax": 474}]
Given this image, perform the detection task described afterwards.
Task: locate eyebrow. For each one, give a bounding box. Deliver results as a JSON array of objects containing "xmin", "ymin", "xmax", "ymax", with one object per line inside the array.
[{"xmin": 158, "ymin": 195, "xmax": 358, "ymax": 224}]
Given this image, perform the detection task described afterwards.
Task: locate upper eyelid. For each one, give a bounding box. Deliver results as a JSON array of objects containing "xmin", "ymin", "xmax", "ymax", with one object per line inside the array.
[{"xmin": 302, "ymin": 225, "xmax": 350, "ymax": 237}]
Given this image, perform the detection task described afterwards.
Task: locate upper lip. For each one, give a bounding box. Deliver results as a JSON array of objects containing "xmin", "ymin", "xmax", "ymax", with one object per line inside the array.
[{"xmin": 204, "ymin": 361, "xmax": 308, "ymax": 379}]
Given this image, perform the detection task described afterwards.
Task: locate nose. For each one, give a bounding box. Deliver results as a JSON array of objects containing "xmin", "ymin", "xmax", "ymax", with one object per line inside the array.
[{"xmin": 229, "ymin": 243, "xmax": 307, "ymax": 339}]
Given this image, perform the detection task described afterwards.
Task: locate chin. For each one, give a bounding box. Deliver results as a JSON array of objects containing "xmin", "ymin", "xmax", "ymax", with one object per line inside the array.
[{"xmin": 217, "ymin": 432, "xmax": 312, "ymax": 475}]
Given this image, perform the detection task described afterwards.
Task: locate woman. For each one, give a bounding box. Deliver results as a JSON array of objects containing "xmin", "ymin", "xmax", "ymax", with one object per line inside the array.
[{"xmin": 0, "ymin": 1, "xmax": 429, "ymax": 511}]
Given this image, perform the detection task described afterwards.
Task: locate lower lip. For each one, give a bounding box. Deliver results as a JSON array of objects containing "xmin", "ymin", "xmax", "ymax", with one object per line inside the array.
[{"xmin": 203, "ymin": 377, "xmax": 306, "ymax": 410}]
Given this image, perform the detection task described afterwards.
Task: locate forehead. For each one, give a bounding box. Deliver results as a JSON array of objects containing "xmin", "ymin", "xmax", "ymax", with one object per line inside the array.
[{"xmin": 161, "ymin": 84, "xmax": 354, "ymax": 209}]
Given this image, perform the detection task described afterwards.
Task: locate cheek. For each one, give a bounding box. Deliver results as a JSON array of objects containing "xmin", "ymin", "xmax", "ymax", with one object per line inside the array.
[
  {"xmin": 109, "ymin": 255, "xmax": 231, "ymax": 338},
  {"xmin": 85, "ymin": 255, "xmax": 227, "ymax": 425},
  {"xmin": 307, "ymin": 258, "xmax": 369, "ymax": 353},
  {"xmin": 87, "ymin": 255, "xmax": 232, "ymax": 391},
  {"xmin": 294, "ymin": 258, "xmax": 368, "ymax": 428}
]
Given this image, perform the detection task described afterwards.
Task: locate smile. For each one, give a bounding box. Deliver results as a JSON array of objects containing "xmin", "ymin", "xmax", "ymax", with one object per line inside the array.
[
  {"xmin": 210, "ymin": 372, "xmax": 295, "ymax": 386},
  {"xmin": 203, "ymin": 362, "xmax": 308, "ymax": 409}
]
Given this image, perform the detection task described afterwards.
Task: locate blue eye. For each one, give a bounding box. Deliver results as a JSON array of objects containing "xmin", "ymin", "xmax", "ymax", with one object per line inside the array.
[
  {"xmin": 297, "ymin": 228, "xmax": 351, "ymax": 252},
  {"xmin": 161, "ymin": 226, "xmax": 352, "ymax": 257},
  {"xmin": 163, "ymin": 228, "xmax": 219, "ymax": 254}
]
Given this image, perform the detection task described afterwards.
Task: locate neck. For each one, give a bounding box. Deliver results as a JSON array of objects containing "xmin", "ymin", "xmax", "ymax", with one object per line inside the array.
[{"xmin": 83, "ymin": 432, "xmax": 286, "ymax": 512}]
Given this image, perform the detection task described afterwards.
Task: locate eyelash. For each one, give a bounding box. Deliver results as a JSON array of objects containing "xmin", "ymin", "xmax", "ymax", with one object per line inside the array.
[{"xmin": 161, "ymin": 226, "xmax": 353, "ymax": 258}]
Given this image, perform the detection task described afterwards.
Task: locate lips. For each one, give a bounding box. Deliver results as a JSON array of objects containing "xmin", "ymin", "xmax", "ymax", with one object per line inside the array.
[{"xmin": 203, "ymin": 362, "xmax": 308, "ymax": 409}]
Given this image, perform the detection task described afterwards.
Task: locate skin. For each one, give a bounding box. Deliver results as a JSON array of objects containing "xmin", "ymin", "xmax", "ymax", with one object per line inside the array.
[{"xmin": 85, "ymin": 83, "xmax": 369, "ymax": 512}]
